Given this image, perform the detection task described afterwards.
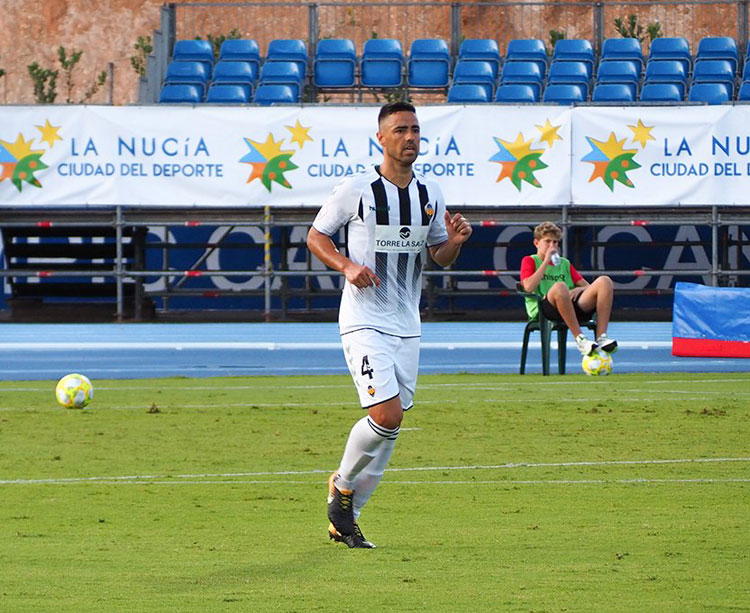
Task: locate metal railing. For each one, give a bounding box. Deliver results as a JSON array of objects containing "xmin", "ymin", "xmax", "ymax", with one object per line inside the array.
[{"xmin": 1, "ymin": 205, "xmax": 748, "ymax": 321}]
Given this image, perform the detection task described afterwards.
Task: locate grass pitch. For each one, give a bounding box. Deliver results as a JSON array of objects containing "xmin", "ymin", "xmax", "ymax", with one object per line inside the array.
[{"xmin": 1, "ymin": 372, "xmax": 748, "ymax": 612}]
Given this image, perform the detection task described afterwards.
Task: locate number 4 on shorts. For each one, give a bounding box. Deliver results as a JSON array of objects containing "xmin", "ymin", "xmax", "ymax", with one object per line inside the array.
[{"xmin": 361, "ymin": 355, "xmax": 374, "ymax": 379}]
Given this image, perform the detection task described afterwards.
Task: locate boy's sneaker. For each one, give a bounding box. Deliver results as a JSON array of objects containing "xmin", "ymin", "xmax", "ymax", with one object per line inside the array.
[
  {"xmin": 327, "ymin": 472, "xmax": 355, "ymax": 536},
  {"xmin": 575, "ymin": 334, "xmax": 598, "ymax": 356},
  {"xmin": 328, "ymin": 522, "xmax": 376, "ymax": 549},
  {"xmin": 596, "ymin": 334, "xmax": 618, "ymax": 353}
]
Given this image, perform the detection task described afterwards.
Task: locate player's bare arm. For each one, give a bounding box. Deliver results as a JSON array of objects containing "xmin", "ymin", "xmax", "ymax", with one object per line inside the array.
[
  {"xmin": 306, "ymin": 226, "xmax": 380, "ymax": 288},
  {"xmin": 430, "ymin": 210, "xmax": 473, "ymax": 267}
]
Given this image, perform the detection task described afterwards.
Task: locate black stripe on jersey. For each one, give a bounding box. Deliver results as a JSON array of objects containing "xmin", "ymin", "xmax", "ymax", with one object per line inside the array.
[
  {"xmin": 412, "ymin": 251, "xmax": 422, "ymax": 297},
  {"xmin": 371, "ymin": 178, "xmax": 389, "ymax": 226},
  {"xmin": 357, "ymin": 196, "xmax": 363, "ymax": 221},
  {"xmin": 398, "ymin": 186, "xmax": 411, "ymax": 225},
  {"xmin": 417, "ymin": 181, "xmax": 431, "ymax": 225},
  {"xmin": 371, "ymin": 177, "xmax": 389, "ymax": 294}
]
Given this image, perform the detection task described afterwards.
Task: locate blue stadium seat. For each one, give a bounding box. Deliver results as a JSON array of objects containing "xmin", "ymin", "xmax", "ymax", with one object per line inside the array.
[
  {"xmin": 692, "ymin": 59, "xmax": 735, "ymax": 98},
  {"xmin": 159, "ymin": 83, "xmax": 203, "ymax": 103},
  {"xmin": 253, "ymin": 84, "xmax": 298, "ymax": 105},
  {"xmin": 408, "ymin": 38, "xmax": 451, "ymax": 88},
  {"xmin": 552, "ymin": 39, "xmax": 595, "ymax": 76},
  {"xmin": 640, "ymin": 82, "xmax": 683, "ymax": 102},
  {"xmin": 205, "ymin": 83, "xmax": 251, "ymax": 103},
  {"xmin": 643, "ymin": 60, "xmax": 687, "ymax": 98},
  {"xmin": 361, "ymin": 39, "xmax": 404, "ymax": 88},
  {"xmin": 259, "ymin": 61, "xmax": 303, "ymax": 99},
  {"xmin": 596, "ymin": 60, "xmax": 640, "ymax": 98},
  {"xmin": 542, "ymin": 83, "xmax": 585, "ymax": 105},
  {"xmin": 547, "ymin": 61, "xmax": 591, "ymax": 96},
  {"xmin": 592, "ymin": 83, "xmax": 635, "ymax": 102},
  {"xmin": 164, "ymin": 61, "xmax": 210, "ymax": 95},
  {"xmin": 696, "ymin": 36, "xmax": 738, "ymax": 73},
  {"xmin": 500, "ymin": 61, "xmax": 543, "ymax": 98},
  {"xmin": 688, "ymin": 82, "xmax": 730, "ymax": 105},
  {"xmin": 218, "ymin": 39, "xmax": 260, "ymax": 73},
  {"xmin": 266, "ymin": 39, "xmax": 308, "ymax": 77},
  {"xmin": 742, "ymin": 61, "xmax": 750, "ymax": 83},
  {"xmin": 458, "ymin": 39, "xmax": 501, "ymax": 78},
  {"xmin": 447, "ymin": 83, "xmax": 490, "ymax": 103},
  {"xmin": 452, "ymin": 60, "xmax": 496, "ymax": 99},
  {"xmin": 738, "ymin": 82, "xmax": 750, "ymax": 100},
  {"xmin": 172, "ymin": 40, "xmax": 215, "ymax": 73},
  {"xmin": 313, "ymin": 39, "xmax": 357, "ymax": 88},
  {"xmin": 601, "ymin": 38, "xmax": 644, "ymax": 72},
  {"xmin": 648, "ymin": 37, "xmax": 691, "ymax": 73},
  {"xmin": 494, "ymin": 83, "xmax": 538, "ymax": 103},
  {"xmin": 505, "ymin": 39, "xmax": 547, "ymax": 76},
  {"xmin": 212, "ymin": 60, "xmax": 257, "ymax": 87}
]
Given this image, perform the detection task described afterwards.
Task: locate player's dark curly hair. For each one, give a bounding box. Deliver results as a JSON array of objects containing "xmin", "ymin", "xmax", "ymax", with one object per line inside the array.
[{"xmin": 378, "ymin": 101, "xmax": 417, "ymax": 125}]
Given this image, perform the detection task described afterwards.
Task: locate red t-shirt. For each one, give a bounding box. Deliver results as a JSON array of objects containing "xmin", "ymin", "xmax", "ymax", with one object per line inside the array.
[{"xmin": 520, "ymin": 256, "xmax": 583, "ymax": 284}]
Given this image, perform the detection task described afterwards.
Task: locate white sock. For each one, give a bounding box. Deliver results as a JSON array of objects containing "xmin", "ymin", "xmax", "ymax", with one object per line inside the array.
[
  {"xmin": 336, "ymin": 416, "xmax": 399, "ymax": 491},
  {"xmin": 353, "ymin": 436, "xmax": 397, "ymax": 520}
]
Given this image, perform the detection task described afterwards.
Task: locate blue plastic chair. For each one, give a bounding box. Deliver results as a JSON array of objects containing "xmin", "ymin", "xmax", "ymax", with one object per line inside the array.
[
  {"xmin": 458, "ymin": 39, "xmax": 501, "ymax": 78},
  {"xmin": 205, "ymin": 84, "xmax": 251, "ymax": 103},
  {"xmin": 688, "ymin": 82, "xmax": 730, "ymax": 104},
  {"xmin": 742, "ymin": 61, "xmax": 750, "ymax": 83},
  {"xmin": 313, "ymin": 39, "xmax": 357, "ymax": 88},
  {"xmin": 164, "ymin": 61, "xmax": 210, "ymax": 94},
  {"xmin": 361, "ymin": 39, "xmax": 404, "ymax": 88},
  {"xmin": 218, "ymin": 39, "xmax": 260, "ymax": 73},
  {"xmin": 505, "ymin": 39, "xmax": 547, "ymax": 76},
  {"xmin": 552, "ymin": 39, "xmax": 595, "ymax": 75},
  {"xmin": 592, "ymin": 83, "xmax": 635, "ymax": 102},
  {"xmin": 447, "ymin": 83, "xmax": 490, "ymax": 103},
  {"xmin": 159, "ymin": 83, "xmax": 203, "ymax": 103},
  {"xmin": 640, "ymin": 82, "xmax": 683, "ymax": 102},
  {"xmin": 738, "ymin": 81, "xmax": 750, "ymax": 100},
  {"xmin": 259, "ymin": 61, "xmax": 303, "ymax": 99},
  {"xmin": 173, "ymin": 39, "xmax": 215, "ymax": 72},
  {"xmin": 253, "ymin": 84, "xmax": 298, "ymax": 105},
  {"xmin": 692, "ymin": 59, "xmax": 735, "ymax": 97},
  {"xmin": 500, "ymin": 61, "xmax": 543, "ymax": 98},
  {"xmin": 601, "ymin": 38, "xmax": 644, "ymax": 72},
  {"xmin": 648, "ymin": 37, "xmax": 691, "ymax": 74},
  {"xmin": 452, "ymin": 60, "xmax": 496, "ymax": 99},
  {"xmin": 494, "ymin": 84, "xmax": 538, "ymax": 103},
  {"xmin": 212, "ymin": 60, "xmax": 257, "ymax": 86},
  {"xmin": 542, "ymin": 83, "xmax": 585, "ymax": 105},
  {"xmin": 408, "ymin": 38, "xmax": 451, "ymax": 88},
  {"xmin": 548, "ymin": 61, "xmax": 591, "ymax": 93},
  {"xmin": 596, "ymin": 60, "xmax": 640, "ymax": 98},
  {"xmin": 266, "ymin": 39, "xmax": 308, "ymax": 77},
  {"xmin": 643, "ymin": 60, "xmax": 687, "ymax": 98},
  {"xmin": 696, "ymin": 36, "xmax": 738, "ymax": 73}
]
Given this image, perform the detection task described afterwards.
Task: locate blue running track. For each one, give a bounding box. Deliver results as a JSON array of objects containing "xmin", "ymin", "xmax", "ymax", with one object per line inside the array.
[{"xmin": 0, "ymin": 322, "xmax": 747, "ymax": 381}]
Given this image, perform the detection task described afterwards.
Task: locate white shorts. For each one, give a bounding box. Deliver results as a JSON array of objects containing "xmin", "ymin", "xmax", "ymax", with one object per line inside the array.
[{"xmin": 341, "ymin": 328, "xmax": 420, "ymax": 410}]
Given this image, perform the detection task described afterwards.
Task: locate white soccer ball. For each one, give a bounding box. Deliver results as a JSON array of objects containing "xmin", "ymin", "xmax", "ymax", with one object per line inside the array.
[
  {"xmin": 55, "ymin": 373, "xmax": 94, "ymax": 409},
  {"xmin": 581, "ymin": 350, "xmax": 613, "ymax": 376}
]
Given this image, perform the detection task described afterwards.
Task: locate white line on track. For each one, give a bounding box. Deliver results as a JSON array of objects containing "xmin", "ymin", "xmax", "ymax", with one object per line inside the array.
[{"xmin": 2, "ymin": 457, "xmax": 747, "ymax": 486}]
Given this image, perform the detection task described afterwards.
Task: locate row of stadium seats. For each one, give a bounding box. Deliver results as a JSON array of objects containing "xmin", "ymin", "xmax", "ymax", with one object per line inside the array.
[
  {"xmin": 447, "ymin": 81, "xmax": 750, "ymax": 104},
  {"xmin": 159, "ymin": 36, "xmax": 750, "ymax": 104}
]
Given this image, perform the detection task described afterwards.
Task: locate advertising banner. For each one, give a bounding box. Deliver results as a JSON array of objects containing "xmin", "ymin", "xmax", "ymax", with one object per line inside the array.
[{"xmin": 1, "ymin": 104, "xmax": 749, "ymax": 207}]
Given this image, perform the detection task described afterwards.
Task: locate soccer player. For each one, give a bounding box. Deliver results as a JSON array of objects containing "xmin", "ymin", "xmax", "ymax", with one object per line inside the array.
[
  {"xmin": 520, "ymin": 221, "xmax": 617, "ymax": 355},
  {"xmin": 306, "ymin": 102, "xmax": 472, "ymax": 548}
]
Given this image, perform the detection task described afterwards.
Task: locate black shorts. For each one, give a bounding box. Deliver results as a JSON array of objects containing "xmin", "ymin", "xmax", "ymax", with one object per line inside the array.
[{"xmin": 541, "ymin": 293, "xmax": 594, "ymax": 323}]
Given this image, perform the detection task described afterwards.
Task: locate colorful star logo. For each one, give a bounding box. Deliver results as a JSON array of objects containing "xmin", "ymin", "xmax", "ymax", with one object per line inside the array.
[
  {"xmin": 582, "ymin": 132, "xmax": 640, "ymax": 190},
  {"xmin": 240, "ymin": 133, "xmax": 298, "ymax": 191},
  {"xmin": 0, "ymin": 133, "xmax": 48, "ymax": 192},
  {"xmin": 489, "ymin": 132, "xmax": 548, "ymax": 190}
]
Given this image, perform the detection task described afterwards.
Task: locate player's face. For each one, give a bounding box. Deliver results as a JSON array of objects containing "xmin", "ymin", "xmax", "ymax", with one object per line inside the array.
[
  {"xmin": 535, "ymin": 235, "xmax": 559, "ymax": 257},
  {"xmin": 377, "ymin": 111, "xmax": 420, "ymax": 167}
]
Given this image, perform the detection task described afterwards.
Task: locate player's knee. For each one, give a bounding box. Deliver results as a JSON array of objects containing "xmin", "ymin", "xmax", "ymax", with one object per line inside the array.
[
  {"xmin": 368, "ymin": 402, "xmax": 403, "ymax": 430},
  {"xmin": 547, "ymin": 281, "xmax": 570, "ymax": 298}
]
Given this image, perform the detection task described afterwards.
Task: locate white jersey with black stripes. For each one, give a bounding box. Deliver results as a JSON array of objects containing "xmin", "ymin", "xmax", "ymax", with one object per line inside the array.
[{"xmin": 312, "ymin": 165, "xmax": 449, "ymax": 337}]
